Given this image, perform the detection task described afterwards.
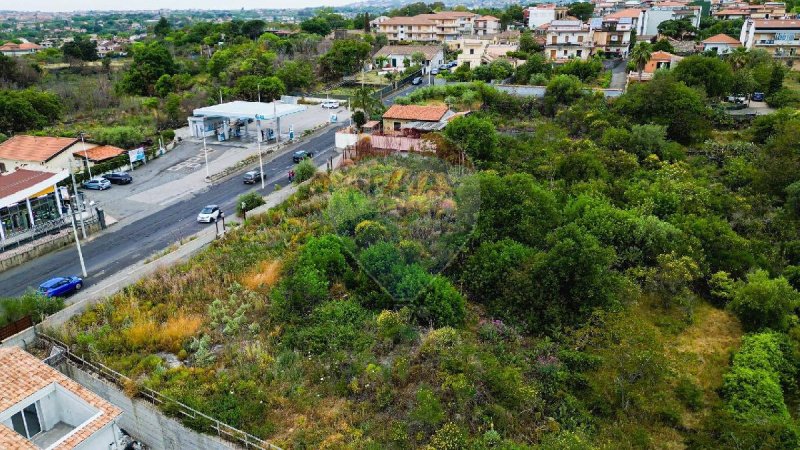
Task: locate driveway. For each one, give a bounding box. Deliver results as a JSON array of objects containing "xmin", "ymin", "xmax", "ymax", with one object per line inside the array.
[
  {"xmin": 605, "ymin": 59, "xmax": 628, "ymax": 90},
  {"xmin": 382, "ymin": 75, "xmax": 432, "ymax": 106}
]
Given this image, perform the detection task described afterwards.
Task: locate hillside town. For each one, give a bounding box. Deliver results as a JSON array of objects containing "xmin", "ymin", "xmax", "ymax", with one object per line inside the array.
[{"xmin": 1, "ymin": 0, "xmax": 800, "ymax": 448}]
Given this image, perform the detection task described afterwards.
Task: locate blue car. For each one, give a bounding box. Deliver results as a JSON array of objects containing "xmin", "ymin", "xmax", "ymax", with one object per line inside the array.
[
  {"xmin": 38, "ymin": 276, "xmax": 83, "ymax": 297},
  {"xmin": 752, "ymin": 92, "xmax": 765, "ymax": 102}
]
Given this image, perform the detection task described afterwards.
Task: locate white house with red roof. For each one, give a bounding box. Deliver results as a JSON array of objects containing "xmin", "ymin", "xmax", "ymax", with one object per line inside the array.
[
  {"xmin": 701, "ymin": 33, "xmax": 742, "ymax": 54},
  {"xmin": 0, "ymin": 40, "xmax": 41, "ymax": 56}
]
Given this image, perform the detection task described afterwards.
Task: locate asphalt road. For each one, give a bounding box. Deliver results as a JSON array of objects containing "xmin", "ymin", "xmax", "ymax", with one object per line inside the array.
[
  {"xmin": 383, "ymin": 75, "xmax": 432, "ymax": 106},
  {"xmin": 0, "ymin": 127, "xmax": 341, "ymax": 297}
]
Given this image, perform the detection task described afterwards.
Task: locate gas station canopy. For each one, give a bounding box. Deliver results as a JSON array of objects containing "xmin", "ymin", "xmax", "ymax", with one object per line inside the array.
[{"xmin": 192, "ymin": 101, "xmax": 306, "ymax": 120}]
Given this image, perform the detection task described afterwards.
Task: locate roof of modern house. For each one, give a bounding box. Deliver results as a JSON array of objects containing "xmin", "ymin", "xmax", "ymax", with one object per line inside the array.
[
  {"xmin": 650, "ymin": 50, "xmax": 682, "ymax": 61},
  {"xmin": 605, "ymin": 8, "xmax": 644, "ymax": 19},
  {"xmin": 0, "ymin": 135, "xmax": 78, "ymax": 163},
  {"xmin": 375, "ymin": 45, "xmax": 442, "ymax": 60},
  {"xmin": 0, "ymin": 347, "xmax": 122, "ymax": 449},
  {"xmin": 72, "ymin": 145, "xmax": 125, "ymax": 162},
  {"xmin": 383, "ymin": 104, "xmax": 450, "ymax": 122},
  {"xmin": 753, "ymin": 19, "xmax": 800, "ymax": 28},
  {"xmin": 702, "ymin": 33, "xmax": 743, "ymax": 44},
  {"xmin": 714, "ymin": 8, "xmax": 750, "ymax": 15},
  {"xmin": 477, "ymin": 15, "xmax": 500, "ymax": 21}
]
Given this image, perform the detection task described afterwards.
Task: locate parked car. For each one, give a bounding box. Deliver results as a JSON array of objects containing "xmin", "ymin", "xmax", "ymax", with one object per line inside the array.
[
  {"xmin": 439, "ymin": 64, "xmax": 449, "ymax": 70},
  {"xmin": 243, "ymin": 169, "xmax": 262, "ymax": 184},
  {"xmin": 447, "ymin": 61, "xmax": 458, "ymax": 68},
  {"xmin": 82, "ymin": 178, "xmax": 111, "ymax": 190},
  {"xmin": 727, "ymin": 95, "xmax": 747, "ymax": 104},
  {"xmin": 321, "ymin": 100, "xmax": 340, "ymax": 109},
  {"xmin": 412, "ymin": 76, "xmax": 422, "ymax": 85},
  {"xmin": 38, "ymin": 276, "xmax": 83, "ymax": 297},
  {"xmin": 102, "ymin": 172, "xmax": 132, "ymax": 185},
  {"xmin": 752, "ymin": 92, "xmax": 765, "ymax": 101},
  {"xmin": 431, "ymin": 68, "xmax": 439, "ymax": 75},
  {"xmin": 197, "ymin": 205, "xmax": 221, "ymax": 223},
  {"xmin": 292, "ymin": 150, "xmax": 314, "ymax": 163}
]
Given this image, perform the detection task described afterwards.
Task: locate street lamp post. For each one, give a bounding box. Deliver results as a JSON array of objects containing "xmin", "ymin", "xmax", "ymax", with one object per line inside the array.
[
  {"xmin": 68, "ymin": 159, "xmax": 87, "ymax": 239},
  {"xmin": 67, "ymin": 205, "xmax": 88, "ymax": 277},
  {"xmin": 258, "ymin": 139, "xmax": 265, "ymax": 190}
]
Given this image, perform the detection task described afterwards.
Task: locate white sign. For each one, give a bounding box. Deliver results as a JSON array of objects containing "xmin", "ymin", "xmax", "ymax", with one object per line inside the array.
[{"xmin": 128, "ymin": 147, "xmax": 146, "ymax": 164}]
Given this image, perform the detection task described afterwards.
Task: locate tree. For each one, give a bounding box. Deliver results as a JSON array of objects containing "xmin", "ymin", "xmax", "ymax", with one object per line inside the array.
[
  {"xmin": 519, "ymin": 30, "xmax": 538, "ymax": 54},
  {"xmin": 444, "ymin": 115, "xmax": 498, "ymax": 164},
  {"xmin": 319, "ymin": 39, "xmax": 371, "ymax": 80},
  {"xmin": 235, "ymin": 75, "xmax": 285, "ymax": 102},
  {"xmin": 727, "ymin": 47, "xmax": 749, "ymax": 71},
  {"xmin": 153, "ymin": 16, "xmax": 171, "ymax": 38},
  {"xmin": 767, "ymin": 63, "xmax": 785, "ymax": 96},
  {"xmin": 276, "ymin": 60, "xmax": 315, "ymax": 93},
  {"xmin": 652, "ymin": 39, "xmax": 675, "ymax": 53},
  {"xmin": 544, "ymin": 74, "xmax": 586, "ymax": 115},
  {"xmin": 118, "ymin": 41, "xmax": 176, "ymax": 96},
  {"xmin": 673, "ymin": 55, "xmax": 734, "ymax": 98},
  {"xmin": 730, "ymin": 69, "xmax": 758, "ymax": 97},
  {"xmin": 410, "ymin": 51, "xmax": 426, "ymax": 67},
  {"xmin": 728, "ymin": 270, "xmax": 799, "ymax": 331},
  {"xmin": 630, "ymin": 42, "xmax": 653, "ymax": 81},
  {"xmin": 614, "ymin": 74, "xmax": 710, "ymax": 144},
  {"xmin": 352, "ymin": 110, "xmax": 366, "ymax": 131},
  {"xmin": 62, "ymin": 35, "xmax": 98, "ymax": 61},
  {"xmin": 657, "ymin": 18, "xmax": 697, "ymax": 38},
  {"xmin": 374, "ymin": 54, "xmax": 389, "ymax": 69},
  {"xmin": 300, "ymin": 17, "xmax": 332, "ymax": 36},
  {"xmin": 0, "ymin": 89, "xmax": 62, "ymax": 134},
  {"xmin": 241, "ymin": 20, "xmax": 266, "ymax": 40},
  {"xmin": 351, "ymin": 86, "xmax": 383, "ymax": 118},
  {"xmin": 567, "ymin": 2, "xmax": 595, "ymax": 22}
]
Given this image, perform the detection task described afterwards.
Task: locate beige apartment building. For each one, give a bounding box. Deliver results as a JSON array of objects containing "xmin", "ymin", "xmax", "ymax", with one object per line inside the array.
[
  {"xmin": 545, "ymin": 20, "xmax": 594, "ymax": 61},
  {"xmin": 740, "ymin": 18, "xmax": 800, "ymax": 69},
  {"xmin": 592, "ymin": 15, "xmax": 634, "ymax": 57}
]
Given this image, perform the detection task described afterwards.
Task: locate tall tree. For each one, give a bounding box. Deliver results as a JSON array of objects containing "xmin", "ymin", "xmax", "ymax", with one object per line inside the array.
[
  {"xmin": 567, "ymin": 2, "xmax": 595, "ymax": 22},
  {"xmin": 630, "ymin": 42, "xmax": 653, "ymax": 81},
  {"xmin": 153, "ymin": 16, "xmax": 171, "ymax": 38}
]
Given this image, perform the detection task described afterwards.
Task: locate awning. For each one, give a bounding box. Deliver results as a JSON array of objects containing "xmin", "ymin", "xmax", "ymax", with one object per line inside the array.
[{"xmin": 192, "ymin": 101, "xmax": 306, "ymax": 121}]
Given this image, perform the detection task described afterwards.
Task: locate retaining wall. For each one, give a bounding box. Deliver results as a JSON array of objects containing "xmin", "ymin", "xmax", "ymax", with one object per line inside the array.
[{"xmin": 60, "ymin": 363, "xmax": 239, "ymax": 450}]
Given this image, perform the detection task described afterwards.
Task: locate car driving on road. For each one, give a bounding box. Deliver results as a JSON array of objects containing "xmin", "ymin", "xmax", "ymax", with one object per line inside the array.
[
  {"xmin": 243, "ymin": 169, "xmax": 262, "ymax": 184},
  {"xmin": 321, "ymin": 100, "xmax": 340, "ymax": 109},
  {"xmin": 197, "ymin": 205, "xmax": 221, "ymax": 223},
  {"xmin": 292, "ymin": 150, "xmax": 314, "ymax": 163},
  {"xmin": 102, "ymin": 172, "xmax": 132, "ymax": 184},
  {"xmin": 412, "ymin": 76, "xmax": 422, "ymax": 85},
  {"xmin": 82, "ymin": 178, "xmax": 111, "ymax": 190},
  {"xmin": 38, "ymin": 276, "xmax": 83, "ymax": 297}
]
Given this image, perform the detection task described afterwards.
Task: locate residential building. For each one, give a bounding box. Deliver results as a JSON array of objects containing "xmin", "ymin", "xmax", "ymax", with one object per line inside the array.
[
  {"xmin": 378, "ymin": 16, "xmax": 439, "ymax": 43},
  {"xmin": 374, "ymin": 45, "xmax": 444, "ymax": 73},
  {"xmin": 638, "ymin": 4, "xmax": 702, "ymax": 36},
  {"xmin": 591, "ymin": 16, "xmax": 635, "ymax": 57},
  {"xmin": 0, "ymin": 41, "xmax": 41, "ymax": 56},
  {"xmin": 369, "ymin": 15, "xmax": 390, "ymax": 32},
  {"xmin": 377, "ymin": 11, "xmax": 480, "ymax": 43},
  {"xmin": 382, "ymin": 104, "xmax": 454, "ymax": 132},
  {"xmin": 0, "ymin": 168, "xmax": 70, "ymax": 245},
  {"xmin": 740, "ymin": 19, "xmax": 800, "ymax": 68},
  {"xmin": 0, "ymin": 347, "xmax": 124, "ymax": 449},
  {"xmin": 474, "ymin": 15, "xmax": 501, "ymax": 36},
  {"xmin": 526, "ymin": 4, "xmax": 569, "ymax": 28},
  {"xmin": 701, "ymin": 33, "xmax": 742, "ymax": 54},
  {"xmin": 628, "ymin": 50, "xmax": 683, "ymax": 80},
  {"xmin": 0, "ymin": 136, "xmax": 84, "ymax": 174},
  {"xmin": 545, "ymin": 20, "xmax": 594, "ymax": 61},
  {"xmin": 604, "ymin": 8, "xmax": 645, "ymax": 34},
  {"xmin": 453, "ymin": 38, "xmax": 519, "ymax": 68}
]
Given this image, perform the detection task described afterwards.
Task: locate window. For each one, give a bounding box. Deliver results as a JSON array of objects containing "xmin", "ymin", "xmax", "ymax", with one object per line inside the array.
[
  {"xmin": 394, "ymin": 122, "xmax": 401, "ymax": 131},
  {"xmin": 10, "ymin": 403, "xmax": 42, "ymax": 439},
  {"xmin": 0, "ymin": 162, "xmax": 5, "ymax": 173},
  {"xmin": 470, "ymin": 48, "xmax": 474, "ymax": 54}
]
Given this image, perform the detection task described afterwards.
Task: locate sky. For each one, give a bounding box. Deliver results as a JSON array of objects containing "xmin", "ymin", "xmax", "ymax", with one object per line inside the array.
[{"xmin": 7, "ymin": 0, "xmax": 353, "ymax": 12}]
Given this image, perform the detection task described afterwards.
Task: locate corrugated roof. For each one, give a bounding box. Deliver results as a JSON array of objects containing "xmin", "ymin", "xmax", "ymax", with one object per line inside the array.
[
  {"xmin": 0, "ymin": 135, "xmax": 78, "ymax": 163},
  {"xmin": 72, "ymin": 145, "xmax": 125, "ymax": 162},
  {"xmin": 0, "ymin": 169, "xmax": 57, "ymax": 199},
  {"xmin": 383, "ymin": 105, "xmax": 450, "ymax": 121},
  {"xmin": 0, "ymin": 347, "xmax": 122, "ymax": 449}
]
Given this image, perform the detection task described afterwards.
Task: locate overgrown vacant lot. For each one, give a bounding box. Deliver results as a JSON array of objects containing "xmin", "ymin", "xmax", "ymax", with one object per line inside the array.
[{"xmin": 54, "ymin": 155, "xmax": 758, "ymax": 448}]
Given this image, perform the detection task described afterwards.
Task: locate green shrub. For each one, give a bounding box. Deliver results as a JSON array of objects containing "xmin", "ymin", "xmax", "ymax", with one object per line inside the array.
[
  {"xmin": 727, "ymin": 270, "xmax": 799, "ymax": 332},
  {"xmin": 427, "ymin": 422, "xmax": 467, "ymax": 450},
  {"xmin": 411, "ymin": 386, "xmax": 444, "ymax": 427},
  {"xmin": 294, "ymin": 157, "xmax": 316, "ymax": 184},
  {"xmin": 0, "ymin": 290, "xmax": 63, "ymax": 326},
  {"xmin": 236, "ymin": 192, "xmax": 265, "ymax": 217}
]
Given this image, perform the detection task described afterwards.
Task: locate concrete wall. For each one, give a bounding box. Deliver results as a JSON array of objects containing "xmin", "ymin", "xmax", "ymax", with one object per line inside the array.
[
  {"xmin": 59, "ymin": 364, "xmax": 238, "ymax": 450},
  {"xmin": 493, "ymin": 84, "xmax": 624, "ymax": 98},
  {"xmin": 0, "ymin": 325, "xmax": 36, "ymax": 349}
]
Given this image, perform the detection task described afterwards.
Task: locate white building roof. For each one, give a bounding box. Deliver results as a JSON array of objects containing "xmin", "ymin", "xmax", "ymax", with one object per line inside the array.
[{"xmin": 192, "ymin": 101, "xmax": 306, "ymax": 120}]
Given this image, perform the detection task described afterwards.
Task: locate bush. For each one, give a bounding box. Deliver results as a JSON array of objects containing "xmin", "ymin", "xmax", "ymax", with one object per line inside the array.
[
  {"xmin": 766, "ymin": 88, "xmax": 800, "ymax": 108},
  {"xmin": 294, "ymin": 157, "xmax": 316, "ymax": 184},
  {"xmin": 415, "ymin": 275, "xmax": 466, "ymax": 328},
  {"xmin": 161, "ymin": 129, "xmax": 176, "ymax": 142},
  {"xmin": 92, "ymin": 126, "xmax": 145, "ymax": 148},
  {"xmin": 236, "ymin": 192, "xmax": 265, "ymax": 217},
  {"xmin": 0, "ymin": 290, "xmax": 64, "ymax": 326},
  {"xmin": 727, "ymin": 270, "xmax": 799, "ymax": 332}
]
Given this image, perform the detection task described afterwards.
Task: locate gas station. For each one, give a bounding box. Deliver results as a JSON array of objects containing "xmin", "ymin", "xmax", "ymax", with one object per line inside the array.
[{"xmin": 187, "ymin": 100, "xmax": 307, "ymax": 143}]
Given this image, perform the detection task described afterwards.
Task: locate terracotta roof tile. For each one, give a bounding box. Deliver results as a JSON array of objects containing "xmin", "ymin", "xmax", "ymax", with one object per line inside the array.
[
  {"xmin": 754, "ymin": 19, "xmax": 800, "ymax": 28},
  {"xmin": 383, "ymin": 105, "xmax": 449, "ymax": 121},
  {"xmin": 0, "ymin": 135, "xmax": 78, "ymax": 163},
  {"xmin": 0, "ymin": 347, "xmax": 122, "ymax": 449},
  {"xmin": 0, "ymin": 168, "xmax": 58, "ymax": 199},
  {"xmin": 72, "ymin": 145, "xmax": 125, "ymax": 162},
  {"xmin": 702, "ymin": 33, "xmax": 742, "ymax": 44},
  {"xmin": 605, "ymin": 8, "xmax": 644, "ymax": 19}
]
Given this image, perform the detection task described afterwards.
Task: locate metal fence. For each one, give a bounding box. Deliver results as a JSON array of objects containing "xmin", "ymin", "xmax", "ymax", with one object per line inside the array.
[
  {"xmin": 37, "ymin": 333, "xmax": 282, "ymax": 450},
  {"xmin": 372, "ymin": 69, "xmax": 423, "ymax": 99}
]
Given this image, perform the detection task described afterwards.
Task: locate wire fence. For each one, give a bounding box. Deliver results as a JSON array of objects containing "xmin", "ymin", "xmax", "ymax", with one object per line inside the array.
[{"xmin": 37, "ymin": 333, "xmax": 282, "ymax": 450}]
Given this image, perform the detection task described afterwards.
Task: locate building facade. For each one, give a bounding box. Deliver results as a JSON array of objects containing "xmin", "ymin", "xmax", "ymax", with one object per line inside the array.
[
  {"xmin": 740, "ymin": 19, "xmax": 800, "ymax": 68},
  {"xmin": 592, "ymin": 16, "xmax": 634, "ymax": 57},
  {"xmin": 526, "ymin": 4, "xmax": 569, "ymax": 29},
  {"xmin": 545, "ymin": 20, "xmax": 594, "ymax": 61}
]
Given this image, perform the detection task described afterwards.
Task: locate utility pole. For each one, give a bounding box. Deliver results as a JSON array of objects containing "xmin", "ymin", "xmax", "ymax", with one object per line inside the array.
[
  {"xmin": 68, "ymin": 205, "xmax": 88, "ymax": 277},
  {"xmin": 258, "ymin": 138, "xmax": 265, "ymax": 190},
  {"xmin": 258, "ymin": 83, "xmax": 261, "ymax": 103},
  {"xmin": 80, "ymin": 132, "xmax": 92, "ymax": 179},
  {"xmin": 69, "ymin": 159, "xmax": 87, "ymax": 239}
]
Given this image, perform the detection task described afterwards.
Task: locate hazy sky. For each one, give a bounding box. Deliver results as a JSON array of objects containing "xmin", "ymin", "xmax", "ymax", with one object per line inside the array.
[{"xmin": 8, "ymin": 0, "xmax": 352, "ymax": 12}]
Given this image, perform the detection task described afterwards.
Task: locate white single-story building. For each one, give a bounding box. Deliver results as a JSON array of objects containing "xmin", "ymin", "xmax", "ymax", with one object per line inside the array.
[
  {"xmin": 188, "ymin": 100, "xmax": 307, "ymax": 142},
  {"xmin": 374, "ymin": 45, "xmax": 445, "ymax": 74}
]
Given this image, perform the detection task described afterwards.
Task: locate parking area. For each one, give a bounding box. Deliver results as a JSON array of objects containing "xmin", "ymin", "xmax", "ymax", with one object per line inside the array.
[{"xmin": 78, "ymin": 104, "xmax": 349, "ymax": 223}]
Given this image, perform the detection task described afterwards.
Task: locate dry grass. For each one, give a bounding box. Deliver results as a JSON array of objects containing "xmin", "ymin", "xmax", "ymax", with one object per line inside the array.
[
  {"xmin": 124, "ymin": 319, "xmax": 158, "ymax": 349},
  {"xmin": 242, "ymin": 259, "xmax": 283, "ymax": 291},
  {"xmin": 159, "ymin": 315, "xmax": 203, "ymax": 352}
]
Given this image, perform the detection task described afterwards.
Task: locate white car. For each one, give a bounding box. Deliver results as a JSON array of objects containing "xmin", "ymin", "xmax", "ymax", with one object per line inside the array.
[
  {"xmin": 197, "ymin": 205, "xmax": 221, "ymax": 223},
  {"xmin": 321, "ymin": 100, "xmax": 340, "ymax": 109}
]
